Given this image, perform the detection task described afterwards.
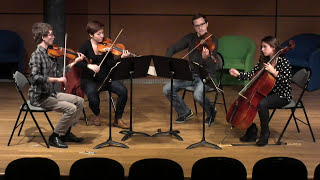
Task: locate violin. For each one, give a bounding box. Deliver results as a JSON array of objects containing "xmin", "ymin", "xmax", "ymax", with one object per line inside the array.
[
  {"xmin": 195, "ymin": 32, "xmax": 216, "ymax": 54},
  {"xmin": 97, "ymin": 38, "xmax": 138, "ymax": 57},
  {"xmin": 48, "ymin": 44, "xmax": 92, "ymax": 64},
  {"xmin": 182, "ymin": 32, "xmax": 216, "ymax": 62}
]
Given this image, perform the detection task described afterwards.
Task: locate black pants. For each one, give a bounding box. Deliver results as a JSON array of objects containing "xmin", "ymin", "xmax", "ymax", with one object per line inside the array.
[
  {"xmin": 81, "ymin": 79, "xmax": 127, "ymax": 120},
  {"xmin": 258, "ymin": 93, "xmax": 289, "ymax": 135}
]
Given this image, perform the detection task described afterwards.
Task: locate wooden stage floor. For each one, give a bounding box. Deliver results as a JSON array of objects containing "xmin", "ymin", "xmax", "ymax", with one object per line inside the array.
[{"xmin": 0, "ymin": 82, "xmax": 319, "ymax": 179}]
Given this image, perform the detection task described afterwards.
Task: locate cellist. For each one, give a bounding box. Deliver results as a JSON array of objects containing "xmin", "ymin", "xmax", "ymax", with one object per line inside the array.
[{"xmin": 229, "ymin": 36, "xmax": 292, "ymax": 146}]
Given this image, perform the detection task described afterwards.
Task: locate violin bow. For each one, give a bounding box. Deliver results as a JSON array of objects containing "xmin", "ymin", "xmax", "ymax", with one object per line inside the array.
[
  {"xmin": 62, "ymin": 33, "xmax": 68, "ymax": 91},
  {"xmin": 93, "ymin": 29, "xmax": 123, "ymax": 77},
  {"xmin": 182, "ymin": 33, "xmax": 212, "ymax": 59},
  {"xmin": 63, "ymin": 33, "xmax": 68, "ymax": 78}
]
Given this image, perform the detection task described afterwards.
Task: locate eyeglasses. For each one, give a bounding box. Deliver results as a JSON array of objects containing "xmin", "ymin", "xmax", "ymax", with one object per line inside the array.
[
  {"xmin": 47, "ymin": 33, "xmax": 55, "ymax": 37},
  {"xmin": 193, "ymin": 22, "xmax": 207, "ymax": 28}
]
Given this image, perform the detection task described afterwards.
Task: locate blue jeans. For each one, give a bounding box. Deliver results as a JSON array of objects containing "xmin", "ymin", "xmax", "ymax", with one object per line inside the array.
[{"xmin": 163, "ymin": 74, "xmax": 214, "ymax": 117}]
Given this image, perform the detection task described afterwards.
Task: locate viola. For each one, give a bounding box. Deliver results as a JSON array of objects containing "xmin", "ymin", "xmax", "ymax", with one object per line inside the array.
[
  {"xmin": 48, "ymin": 44, "xmax": 92, "ymax": 64},
  {"xmin": 97, "ymin": 38, "xmax": 138, "ymax": 57},
  {"xmin": 226, "ymin": 40, "xmax": 295, "ymax": 130},
  {"xmin": 195, "ymin": 32, "xmax": 216, "ymax": 55}
]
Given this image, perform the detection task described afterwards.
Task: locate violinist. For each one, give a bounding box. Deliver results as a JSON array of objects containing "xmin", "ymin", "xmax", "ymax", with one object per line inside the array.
[
  {"xmin": 163, "ymin": 13, "xmax": 218, "ymax": 125},
  {"xmin": 75, "ymin": 20, "xmax": 130, "ymax": 128},
  {"xmin": 28, "ymin": 22, "xmax": 85, "ymax": 148},
  {"xmin": 229, "ymin": 36, "xmax": 292, "ymax": 146}
]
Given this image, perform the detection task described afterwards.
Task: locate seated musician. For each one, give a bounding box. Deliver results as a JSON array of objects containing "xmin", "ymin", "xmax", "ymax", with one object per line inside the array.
[
  {"xmin": 229, "ymin": 36, "xmax": 292, "ymax": 146},
  {"xmin": 162, "ymin": 13, "xmax": 218, "ymax": 125},
  {"xmin": 75, "ymin": 20, "xmax": 130, "ymax": 128},
  {"xmin": 29, "ymin": 22, "xmax": 85, "ymax": 148}
]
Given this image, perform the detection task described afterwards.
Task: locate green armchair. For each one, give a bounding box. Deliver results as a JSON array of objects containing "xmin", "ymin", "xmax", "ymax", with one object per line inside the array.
[{"xmin": 217, "ymin": 35, "xmax": 256, "ymax": 86}]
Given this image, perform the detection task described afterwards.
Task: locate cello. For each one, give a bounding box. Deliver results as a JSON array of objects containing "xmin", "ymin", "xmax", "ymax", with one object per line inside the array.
[{"xmin": 226, "ymin": 40, "xmax": 295, "ymax": 130}]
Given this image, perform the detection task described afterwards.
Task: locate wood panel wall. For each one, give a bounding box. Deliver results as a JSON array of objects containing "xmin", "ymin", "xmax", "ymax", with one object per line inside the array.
[{"xmin": 0, "ymin": 0, "xmax": 319, "ymax": 73}]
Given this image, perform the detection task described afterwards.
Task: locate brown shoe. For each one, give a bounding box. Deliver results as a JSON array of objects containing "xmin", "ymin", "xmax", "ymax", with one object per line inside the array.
[
  {"xmin": 93, "ymin": 115, "xmax": 101, "ymax": 126},
  {"xmin": 112, "ymin": 119, "xmax": 129, "ymax": 129}
]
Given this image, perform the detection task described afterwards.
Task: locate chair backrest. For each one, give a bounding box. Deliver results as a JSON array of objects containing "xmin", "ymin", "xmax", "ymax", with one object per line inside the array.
[
  {"xmin": 13, "ymin": 71, "xmax": 29, "ymax": 90},
  {"xmin": 191, "ymin": 157, "xmax": 247, "ymax": 180},
  {"xmin": 314, "ymin": 163, "xmax": 320, "ymax": 180},
  {"xmin": 216, "ymin": 52, "xmax": 224, "ymax": 71},
  {"xmin": 252, "ymin": 157, "xmax": 307, "ymax": 180},
  {"xmin": 5, "ymin": 157, "xmax": 60, "ymax": 180},
  {"xmin": 128, "ymin": 158, "xmax": 184, "ymax": 180},
  {"xmin": 292, "ymin": 68, "xmax": 311, "ymax": 89},
  {"xmin": 69, "ymin": 157, "xmax": 124, "ymax": 180}
]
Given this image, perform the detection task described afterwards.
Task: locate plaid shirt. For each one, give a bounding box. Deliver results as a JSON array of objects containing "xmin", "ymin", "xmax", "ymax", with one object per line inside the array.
[{"xmin": 28, "ymin": 45, "xmax": 58, "ymax": 106}]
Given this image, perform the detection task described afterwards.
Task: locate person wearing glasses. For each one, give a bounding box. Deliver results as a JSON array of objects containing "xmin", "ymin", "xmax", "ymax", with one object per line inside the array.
[
  {"xmin": 28, "ymin": 22, "xmax": 85, "ymax": 148},
  {"xmin": 163, "ymin": 13, "xmax": 218, "ymax": 125}
]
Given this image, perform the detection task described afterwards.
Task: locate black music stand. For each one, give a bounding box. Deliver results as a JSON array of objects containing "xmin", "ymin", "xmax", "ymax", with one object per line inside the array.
[
  {"xmin": 114, "ymin": 56, "xmax": 152, "ymax": 141},
  {"xmin": 186, "ymin": 62, "xmax": 222, "ymax": 150},
  {"xmin": 151, "ymin": 55, "xmax": 193, "ymax": 141},
  {"xmin": 94, "ymin": 90, "xmax": 129, "ymax": 149}
]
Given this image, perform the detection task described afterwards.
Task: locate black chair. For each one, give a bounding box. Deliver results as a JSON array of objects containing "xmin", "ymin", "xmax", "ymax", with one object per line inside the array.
[
  {"xmin": 129, "ymin": 158, "xmax": 184, "ymax": 180},
  {"xmin": 5, "ymin": 157, "xmax": 60, "ymax": 180},
  {"xmin": 314, "ymin": 163, "xmax": 320, "ymax": 180},
  {"xmin": 70, "ymin": 157, "xmax": 124, "ymax": 180},
  {"xmin": 191, "ymin": 157, "xmax": 247, "ymax": 180},
  {"xmin": 8, "ymin": 71, "xmax": 54, "ymax": 148},
  {"xmin": 268, "ymin": 68, "xmax": 316, "ymax": 144},
  {"xmin": 182, "ymin": 52, "xmax": 227, "ymax": 116},
  {"xmin": 252, "ymin": 157, "xmax": 307, "ymax": 180}
]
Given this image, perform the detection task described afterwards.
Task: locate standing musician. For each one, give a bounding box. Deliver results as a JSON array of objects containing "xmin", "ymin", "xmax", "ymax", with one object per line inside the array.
[
  {"xmin": 75, "ymin": 20, "xmax": 130, "ymax": 128},
  {"xmin": 29, "ymin": 22, "xmax": 85, "ymax": 148},
  {"xmin": 163, "ymin": 13, "xmax": 218, "ymax": 125},
  {"xmin": 229, "ymin": 36, "xmax": 292, "ymax": 146}
]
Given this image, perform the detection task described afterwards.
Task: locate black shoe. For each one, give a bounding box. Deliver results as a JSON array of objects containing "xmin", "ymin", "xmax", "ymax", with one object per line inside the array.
[
  {"xmin": 49, "ymin": 133, "xmax": 68, "ymax": 148},
  {"xmin": 240, "ymin": 123, "xmax": 258, "ymax": 142},
  {"xmin": 205, "ymin": 108, "xmax": 217, "ymax": 125},
  {"xmin": 61, "ymin": 133, "xmax": 84, "ymax": 143},
  {"xmin": 256, "ymin": 131, "xmax": 270, "ymax": 147},
  {"xmin": 175, "ymin": 110, "xmax": 194, "ymax": 123}
]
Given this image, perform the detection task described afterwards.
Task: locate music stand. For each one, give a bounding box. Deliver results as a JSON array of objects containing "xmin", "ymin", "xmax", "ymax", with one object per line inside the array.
[
  {"xmin": 186, "ymin": 62, "xmax": 222, "ymax": 150},
  {"xmin": 94, "ymin": 90, "xmax": 129, "ymax": 149},
  {"xmin": 115, "ymin": 56, "xmax": 152, "ymax": 141},
  {"xmin": 151, "ymin": 55, "xmax": 193, "ymax": 141}
]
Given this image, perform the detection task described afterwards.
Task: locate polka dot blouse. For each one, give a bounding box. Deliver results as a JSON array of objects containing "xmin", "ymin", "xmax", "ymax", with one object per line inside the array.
[{"xmin": 238, "ymin": 56, "xmax": 293, "ymax": 102}]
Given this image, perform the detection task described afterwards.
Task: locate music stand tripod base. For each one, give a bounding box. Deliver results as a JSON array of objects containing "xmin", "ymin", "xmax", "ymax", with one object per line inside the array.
[
  {"xmin": 152, "ymin": 130, "xmax": 183, "ymax": 141},
  {"xmin": 120, "ymin": 130, "xmax": 151, "ymax": 141},
  {"xmin": 94, "ymin": 138, "xmax": 129, "ymax": 149}
]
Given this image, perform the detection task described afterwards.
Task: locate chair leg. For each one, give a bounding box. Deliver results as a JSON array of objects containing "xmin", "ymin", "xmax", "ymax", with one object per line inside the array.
[
  {"xmin": 18, "ymin": 111, "xmax": 28, "ymax": 136},
  {"xmin": 291, "ymin": 109, "xmax": 300, "ymax": 133},
  {"xmin": 220, "ymin": 91, "xmax": 228, "ymax": 114},
  {"xmin": 44, "ymin": 112, "xmax": 54, "ymax": 130},
  {"xmin": 303, "ymin": 107, "xmax": 316, "ymax": 142},
  {"xmin": 28, "ymin": 111, "xmax": 50, "ymax": 148},
  {"xmin": 276, "ymin": 113, "xmax": 294, "ymax": 144},
  {"xmin": 182, "ymin": 89, "xmax": 186, "ymax": 99},
  {"xmin": 8, "ymin": 109, "xmax": 23, "ymax": 146},
  {"xmin": 268, "ymin": 109, "xmax": 277, "ymax": 121},
  {"xmin": 193, "ymin": 98, "xmax": 198, "ymax": 114},
  {"xmin": 82, "ymin": 108, "xmax": 89, "ymax": 126}
]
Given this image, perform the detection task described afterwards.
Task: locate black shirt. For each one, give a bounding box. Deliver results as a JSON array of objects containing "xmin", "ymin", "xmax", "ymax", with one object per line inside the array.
[
  {"xmin": 166, "ymin": 32, "xmax": 218, "ymax": 77},
  {"xmin": 75, "ymin": 40, "xmax": 117, "ymax": 83}
]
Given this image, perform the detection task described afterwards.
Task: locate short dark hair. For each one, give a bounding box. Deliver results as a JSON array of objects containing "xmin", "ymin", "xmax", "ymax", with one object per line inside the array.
[
  {"xmin": 192, "ymin": 13, "xmax": 208, "ymax": 25},
  {"xmin": 86, "ymin": 20, "xmax": 104, "ymax": 35},
  {"xmin": 32, "ymin": 22, "xmax": 53, "ymax": 44}
]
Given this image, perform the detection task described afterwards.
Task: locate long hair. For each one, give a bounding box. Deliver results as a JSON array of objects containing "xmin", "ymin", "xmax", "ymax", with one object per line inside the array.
[{"xmin": 258, "ymin": 36, "xmax": 282, "ymax": 69}]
